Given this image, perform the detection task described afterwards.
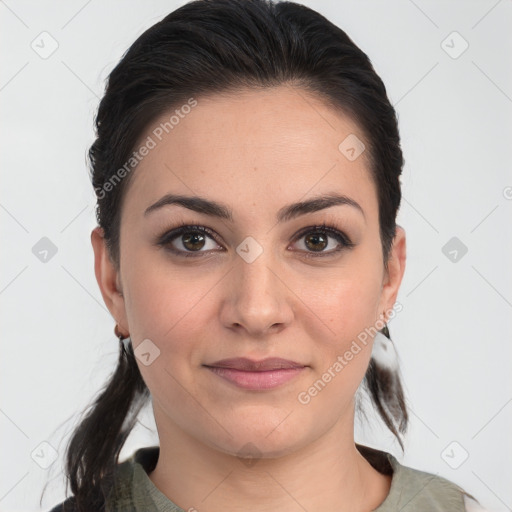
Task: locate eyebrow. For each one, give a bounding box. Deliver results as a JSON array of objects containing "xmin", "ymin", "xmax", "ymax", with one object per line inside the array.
[{"xmin": 144, "ymin": 192, "xmax": 365, "ymax": 223}]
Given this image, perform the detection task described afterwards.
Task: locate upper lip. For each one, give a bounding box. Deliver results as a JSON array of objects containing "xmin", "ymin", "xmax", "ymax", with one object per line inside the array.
[{"xmin": 205, "ymin": 357, "xmax": 306, "ymax": 371}]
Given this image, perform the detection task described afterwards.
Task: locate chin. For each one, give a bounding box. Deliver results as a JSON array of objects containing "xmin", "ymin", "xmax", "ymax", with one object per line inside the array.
[{"xmin": 204, "ymin": 419, "xmax": 311, "ymax": 461}]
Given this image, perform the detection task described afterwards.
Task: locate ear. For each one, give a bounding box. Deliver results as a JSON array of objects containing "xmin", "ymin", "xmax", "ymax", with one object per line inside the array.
[
  {"xmin": 91, "ymin": 226, "xmax": 129, "ymax": 334},
  {"xmin": 378, "ymin": 225, "xmax": 406, "ymax": 318}
]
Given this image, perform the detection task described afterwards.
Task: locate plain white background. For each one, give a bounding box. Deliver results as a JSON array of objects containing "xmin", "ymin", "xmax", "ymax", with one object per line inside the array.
[{"xmin": 1, "ymin": 1, "xmax": 511, "ymax": 511}]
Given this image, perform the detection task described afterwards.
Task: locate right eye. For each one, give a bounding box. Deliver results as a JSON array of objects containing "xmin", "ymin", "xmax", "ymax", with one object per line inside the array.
[{"xmin": 157, "ymin": 224, "xmax": 225, "ymax": 258}]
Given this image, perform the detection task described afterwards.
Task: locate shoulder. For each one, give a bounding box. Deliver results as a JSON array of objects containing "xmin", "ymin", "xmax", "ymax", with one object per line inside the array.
[
  {"xmin": 356, "ymin": 444, "xmax": 481, "ymax": 512},
  {"xmin": 46, "ymin": 446, "xmax": 156, "ymax": 512},
  {"xmin": 385, "ymin": 453, "xmax": 476, "ymax": 511},
  {"xmin": 47, "ymin": 494, "xmax": 108, "ymax": 512},
  {"xmin": 47, "ymin": 496, "xmax": 79, "ymax": 512}
]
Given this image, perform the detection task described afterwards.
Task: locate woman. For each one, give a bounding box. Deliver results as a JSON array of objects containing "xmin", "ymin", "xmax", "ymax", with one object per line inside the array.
[{"xmin": 48, "ymin": 0, "xmax": 486, "ymax": 510}]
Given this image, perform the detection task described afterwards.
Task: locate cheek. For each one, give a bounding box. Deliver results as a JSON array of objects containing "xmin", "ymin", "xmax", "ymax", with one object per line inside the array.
[
  {"xmin": 121, "ymin": 258, "xmax": 214, "ymax": 402},
  {"xmin": 309, "ymin": 251, "xmax": 383, "ymax": 381},
  {"xmin": 122, "ymin": 246, "xmax": 210, "ymax": 337},
  {"xmin": 121, "ymin": 250, "xmax": 224, "ymax": 391},
  {"xmin": 319, "ymin": 258, "xmax": 383, "ymax": 340},
  {"xmin": 296, "ymin": 276, "xmax": 381, "ymax": 414},
  {"xmin": 332, "ymin": 277, "xmax": 381, "ymax": 332}
]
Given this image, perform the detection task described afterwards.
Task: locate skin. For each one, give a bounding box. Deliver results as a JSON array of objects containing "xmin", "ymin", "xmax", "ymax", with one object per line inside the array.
[{"xmin": 91, "ymin": 85, "xmax": 406, "ymax": 512}]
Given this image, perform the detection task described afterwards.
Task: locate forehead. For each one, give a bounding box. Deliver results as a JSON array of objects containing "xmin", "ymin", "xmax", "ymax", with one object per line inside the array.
[{"xmin": 122, "ymin": 85, "xmax": 376, "ymax": 224}]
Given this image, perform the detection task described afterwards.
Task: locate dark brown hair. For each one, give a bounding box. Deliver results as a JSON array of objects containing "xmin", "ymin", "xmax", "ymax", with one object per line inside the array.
[{"xmin": 48, "ymin": 1, "xmax": 408, "ymax": 509}]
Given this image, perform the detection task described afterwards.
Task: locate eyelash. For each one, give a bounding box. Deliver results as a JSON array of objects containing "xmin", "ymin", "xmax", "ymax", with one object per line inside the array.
[{"xmin": 156, "ymin": 221, "xmax": 355, "ymax": 259}]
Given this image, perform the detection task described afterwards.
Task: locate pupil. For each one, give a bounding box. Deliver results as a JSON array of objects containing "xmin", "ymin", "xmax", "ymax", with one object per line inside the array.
[
  {"xmin": 305, "ymin": 233, "xmax": 327, "ymax": 251},
  {"xmin": 183, "ymin": 232, "xmax": 205, "ymax": 251}
]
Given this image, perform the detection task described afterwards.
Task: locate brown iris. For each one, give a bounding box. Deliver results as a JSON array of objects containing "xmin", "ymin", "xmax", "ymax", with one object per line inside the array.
[
  {"xmin": 182, "ymin": 232, "xmax": 206, "ymax": 251},
  {"xmin": 304, "ymin": 232, "xmax": 328, "ymax": 252}
]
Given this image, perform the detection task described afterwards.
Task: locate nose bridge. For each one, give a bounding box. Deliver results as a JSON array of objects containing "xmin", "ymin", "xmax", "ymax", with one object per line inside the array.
[
  {"xmin": 224, "ymin": 236, "xmax": 292, "ymax": 334},
  {"xmin": 236, "ymin": 241, "xmax": 279, "ymax": 306}
]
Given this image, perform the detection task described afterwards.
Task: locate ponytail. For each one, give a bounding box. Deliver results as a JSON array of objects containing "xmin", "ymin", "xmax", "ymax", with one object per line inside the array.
[
  {"xmin": 63, "ymin": 339, "xmax": 149, "ymax": 511},
  {"xmin": 360, "ymin": 325, "xmax": 409, "ymax": 451}
]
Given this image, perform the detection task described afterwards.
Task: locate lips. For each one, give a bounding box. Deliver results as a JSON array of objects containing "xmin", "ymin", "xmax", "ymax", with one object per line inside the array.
[
  {"xmin": 203, "ymin": 357, "xmax": 307, "ymax": 390},
  {"xmin": 204, "ymin": 357, "xmax": 306, "ymax": 371}
]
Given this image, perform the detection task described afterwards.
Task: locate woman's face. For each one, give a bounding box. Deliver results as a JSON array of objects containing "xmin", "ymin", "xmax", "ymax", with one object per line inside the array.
[{"xmin": 93, "ymin": 85, "xmax": 405, "ymax": 458}]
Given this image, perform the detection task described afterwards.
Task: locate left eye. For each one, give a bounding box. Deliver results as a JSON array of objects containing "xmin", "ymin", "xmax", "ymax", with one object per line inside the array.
[
  {"xmin": 290, "ymin": 225, "xmax": 355, "ymax": 257},
  {"xmin": 292, "ymin": 228, "xmax": 348, "ymax": 255},
  {"xmin": 157, "ymin": 224, "xmax": 354, "ymax": 258}
]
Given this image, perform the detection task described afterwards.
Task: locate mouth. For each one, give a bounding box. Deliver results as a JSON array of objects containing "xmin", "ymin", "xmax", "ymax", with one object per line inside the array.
[{"xmin": 203, "ymin": 357, "xmax": 308, "ymax": 390}]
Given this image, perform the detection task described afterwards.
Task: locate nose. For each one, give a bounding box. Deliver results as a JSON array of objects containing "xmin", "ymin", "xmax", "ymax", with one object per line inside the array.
[{"xmin": 219, "ymin": 251, "xmax": 294, "ymax": 338}]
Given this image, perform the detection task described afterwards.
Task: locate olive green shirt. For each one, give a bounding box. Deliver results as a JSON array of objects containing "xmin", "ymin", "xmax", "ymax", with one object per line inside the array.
[{"xmin": 96, "ymin": 444, "xmax": 479, "ymax": 512}]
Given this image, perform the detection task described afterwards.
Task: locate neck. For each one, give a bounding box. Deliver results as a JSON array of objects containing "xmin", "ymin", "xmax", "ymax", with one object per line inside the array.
[{"xmin": 148, "ymin": 402, "xmax": 391, "ymax": 512}]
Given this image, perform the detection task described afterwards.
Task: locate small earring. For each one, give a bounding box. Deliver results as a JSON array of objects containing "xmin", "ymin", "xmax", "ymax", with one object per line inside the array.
[{"xmin": 114, "ymin": 324, "xmax": 131, "ymax": 354}]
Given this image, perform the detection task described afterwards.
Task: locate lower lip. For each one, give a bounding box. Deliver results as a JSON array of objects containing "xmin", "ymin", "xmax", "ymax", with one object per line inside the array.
[{"xmin": 205, "ymin": 366, "xmax": 306, "ymax": 390}]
